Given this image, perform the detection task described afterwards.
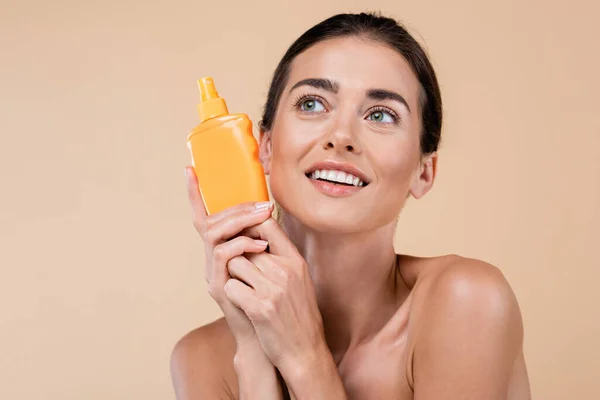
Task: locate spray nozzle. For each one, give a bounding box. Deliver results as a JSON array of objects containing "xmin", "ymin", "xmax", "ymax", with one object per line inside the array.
[
  {"xmin": 196, "ymin": 76, "xmax": 228, "ymax": 122},
  {"xmin": 198, "ymin": 77, "xmax": 219, "ymax": 101}
]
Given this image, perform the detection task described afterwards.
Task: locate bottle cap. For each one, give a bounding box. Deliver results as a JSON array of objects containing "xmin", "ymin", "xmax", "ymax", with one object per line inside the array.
[{"xmin": 197, "ymin": 76, "xmax": 228, "ymax": 122}]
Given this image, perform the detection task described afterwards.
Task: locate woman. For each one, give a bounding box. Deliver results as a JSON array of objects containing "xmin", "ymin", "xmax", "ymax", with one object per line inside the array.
[{"xmin": 171, "ymin": 12, "xmax": 531, "ymax": 399}]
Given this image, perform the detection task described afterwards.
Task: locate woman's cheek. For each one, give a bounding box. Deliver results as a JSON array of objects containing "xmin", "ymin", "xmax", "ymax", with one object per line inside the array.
[{"xmin": 376, "ymin": 155, "xmax": 416, "ymax": 200}]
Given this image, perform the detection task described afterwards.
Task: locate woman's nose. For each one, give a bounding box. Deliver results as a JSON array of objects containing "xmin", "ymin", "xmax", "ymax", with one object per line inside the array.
[
  {"xmin": 323, "ymin": 139, "xmax": 357, "ymax": 153},
  {"xmin": 321, "ymin": 119, "xmax": 362, "ymax": 154}
]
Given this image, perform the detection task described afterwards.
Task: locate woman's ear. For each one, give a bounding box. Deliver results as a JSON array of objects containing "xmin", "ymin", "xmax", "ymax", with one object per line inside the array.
[
  {"xmin": 258, "ymin": 127, "xmax": 273, "ymax": 175},
  {"xmin": 409, "ymin": 152, "xmax": 438, "ymax": 199}
]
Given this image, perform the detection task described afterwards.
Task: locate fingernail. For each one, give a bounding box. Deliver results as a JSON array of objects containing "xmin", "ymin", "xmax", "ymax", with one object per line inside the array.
[
  {"xmin": 184, "ymin": 167, "xmax": 190, "ymax": 180},
  {"xmin": 252, "ymin": 201, "xmax": 272, "ymax": 212},
  {"xmin": 255, "ymin": 240, "xmax": 268, "ymax": 247}
]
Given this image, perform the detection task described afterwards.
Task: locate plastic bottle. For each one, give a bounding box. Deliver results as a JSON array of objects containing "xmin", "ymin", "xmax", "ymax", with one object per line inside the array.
[{"xmin": 187, "ymin": 77, "xmax": 269, "ymax": 215}]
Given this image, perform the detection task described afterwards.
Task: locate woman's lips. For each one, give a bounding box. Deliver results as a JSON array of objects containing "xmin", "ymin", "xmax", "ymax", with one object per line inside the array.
[
  {"xmin": 307, "ymin": 177, "xmax": 365, "ymax": 197},
  {"xmin": 305, "ymin": 160, "xmax": 370, "ymax": 185}
]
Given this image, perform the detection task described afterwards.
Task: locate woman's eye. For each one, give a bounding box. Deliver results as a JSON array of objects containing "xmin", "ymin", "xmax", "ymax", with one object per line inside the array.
[
  {"xmin": 300, "ymin": 99, "xmax": 326, "ymax": 112},
  {"xmin": 367, "ymin": 110, "xmax": 395, "ymax": 123}
]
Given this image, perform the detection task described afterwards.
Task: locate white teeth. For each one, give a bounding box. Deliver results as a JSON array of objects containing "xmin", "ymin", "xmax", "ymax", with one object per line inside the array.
[{"xmin": 308, "ymin": 169, "xmax": 365, "ymax": 187}]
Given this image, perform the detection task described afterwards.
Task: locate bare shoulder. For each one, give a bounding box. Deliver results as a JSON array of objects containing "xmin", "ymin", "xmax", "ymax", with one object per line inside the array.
[
  {"xmin": 406, "ymin": 254, "xmax": 523, "ymax": 335},
  {"xmin": 170, "ymin": 317, "xmax": 238, "ymax": 400},
  {"xmin": 402, "ymin": 254, "xmax": 529, "ymax": 398},
  {"xmin": 401, "ymin": 254, "xmax": 515, "ymax": 309}
]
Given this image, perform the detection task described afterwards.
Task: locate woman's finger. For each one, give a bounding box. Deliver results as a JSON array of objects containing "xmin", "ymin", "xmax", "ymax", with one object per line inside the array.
[
  {"xmin": 210, "ymin": 236, "xmax": 269, "ymax": 284},
  {"xmin": 226, "ymin": 254, "xmax": 269, "ymax": 291},
  {"xmin": 204, "ymin": 203, "xmax": 273, "ymax": 247},
  {"xmin": 224, "ymin": 278, "xmax": 259, "ymax": 316},
  {"xmin": 204, "ymin": 201, "xmax": 273, "ymax": 233},
  {"xmin": 184, "ymin": 166, "xmax": 208, "ymax": 234},
  {"xmin": 245, "ymin": 252, "xmax": 284, "ymax": 279},
  {"xmin": 242, "ymin": 217, "xmax": 299, "ymax": 257}
]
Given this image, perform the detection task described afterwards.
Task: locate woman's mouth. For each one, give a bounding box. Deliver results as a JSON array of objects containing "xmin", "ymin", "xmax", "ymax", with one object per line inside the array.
[
  {"xmin": 305, "ymin": 169, "xmax": 367, "ymax": 187},
  {"xmin": 305, "ymin": 169, "xmax": 369, "ymax": 197}
]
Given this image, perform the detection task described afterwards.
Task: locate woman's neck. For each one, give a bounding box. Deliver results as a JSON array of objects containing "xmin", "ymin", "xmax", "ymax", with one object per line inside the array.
[{"xmin": 280, "ymin": 212, "xmax": 406, "ymax": 362}]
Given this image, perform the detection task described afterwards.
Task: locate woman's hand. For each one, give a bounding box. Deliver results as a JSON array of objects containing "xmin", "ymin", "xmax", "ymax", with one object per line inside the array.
[
  {"xmin": 185, "ymin": 166, "xmax": 274, "ymax": 347},
  {"xmin": 222, "ymin": 216, "xmax": 330, "ymax": 376},
  {"xmin": 184, "ymin": 166, "xmax": 286, "ymax": 400},
  {"xmin": 223, "ymin": 217, "xmax": 348, "ymax": 399}
]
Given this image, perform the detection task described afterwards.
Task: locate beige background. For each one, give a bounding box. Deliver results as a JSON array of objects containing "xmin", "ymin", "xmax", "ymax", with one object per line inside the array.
[{"xmin": 1, "ymin": 0, "xmax": 599, "ymax": 398}]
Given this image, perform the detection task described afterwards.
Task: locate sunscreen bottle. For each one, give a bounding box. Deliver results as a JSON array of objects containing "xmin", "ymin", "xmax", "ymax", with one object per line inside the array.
[{"xmin": 187, "ymin": 77, "xmax": 269, "ymax": 215}]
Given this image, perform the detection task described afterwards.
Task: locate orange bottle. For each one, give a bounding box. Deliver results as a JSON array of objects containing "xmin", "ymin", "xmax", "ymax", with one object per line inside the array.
[{"xmin": 187, "ymin": 77, "xmax": 269, "ymax": 215}]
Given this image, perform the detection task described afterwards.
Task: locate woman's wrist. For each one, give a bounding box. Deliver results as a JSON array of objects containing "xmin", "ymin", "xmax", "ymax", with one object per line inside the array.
[
  {"xmin": 279, "ymin": 342, "xmax": 347, "ymax": 400},
  {"xmin": 234, "ymin": 342, "xmax": 283, "ymax": 400}
]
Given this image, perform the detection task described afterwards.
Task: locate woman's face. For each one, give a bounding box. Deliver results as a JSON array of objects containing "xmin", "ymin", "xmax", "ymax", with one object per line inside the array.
[{"xmin": 260, "ymin": 36, "xmax": 436, "ymax": 234}]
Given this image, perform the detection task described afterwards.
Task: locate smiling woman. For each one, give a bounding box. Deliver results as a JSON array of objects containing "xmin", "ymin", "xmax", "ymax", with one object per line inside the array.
[{"xmin": 171, "ymin": 12, "xmax": 531, "ymax": 400}]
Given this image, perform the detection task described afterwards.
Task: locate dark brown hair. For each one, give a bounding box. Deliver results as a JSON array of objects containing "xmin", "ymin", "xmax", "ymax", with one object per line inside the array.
[{"xmin": 259, "ymin": 12, "xmax": 443, "ymax": 154}]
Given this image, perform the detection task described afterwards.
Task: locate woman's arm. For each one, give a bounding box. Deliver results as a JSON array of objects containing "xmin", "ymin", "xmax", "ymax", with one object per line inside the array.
[
  {"xmin": 170, "ymin": 320, "xmax": 284, "ymax": 400},
  {"xmin": 411, "ymin": 259, "xmax": 524, "ymax": 399},
  {"xmin": 279, "ymin": 343, "xmax": 347, "ymax": 400},
  {"xmin": 234, "ymin": 343, "xmax": 285, "ymax": 400}
]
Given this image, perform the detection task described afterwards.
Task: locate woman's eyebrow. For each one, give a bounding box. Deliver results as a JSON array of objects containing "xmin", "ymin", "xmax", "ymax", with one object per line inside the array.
[
  {"xmin": 289, "ymin": 78, "xmax": 340, "ymax": 94},
  {"xmin": 288, "ymin": 79, "xmax": 411, "ymax": 114},
  {"xmin": 367, "ymin": 89, "xmax": 411, "ymax": 114}
]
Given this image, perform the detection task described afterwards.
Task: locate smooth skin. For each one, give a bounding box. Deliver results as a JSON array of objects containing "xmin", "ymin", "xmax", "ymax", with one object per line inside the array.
[{"xmin": 171, "ymin": 36, "xmax": 531, "ymax": 399}]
